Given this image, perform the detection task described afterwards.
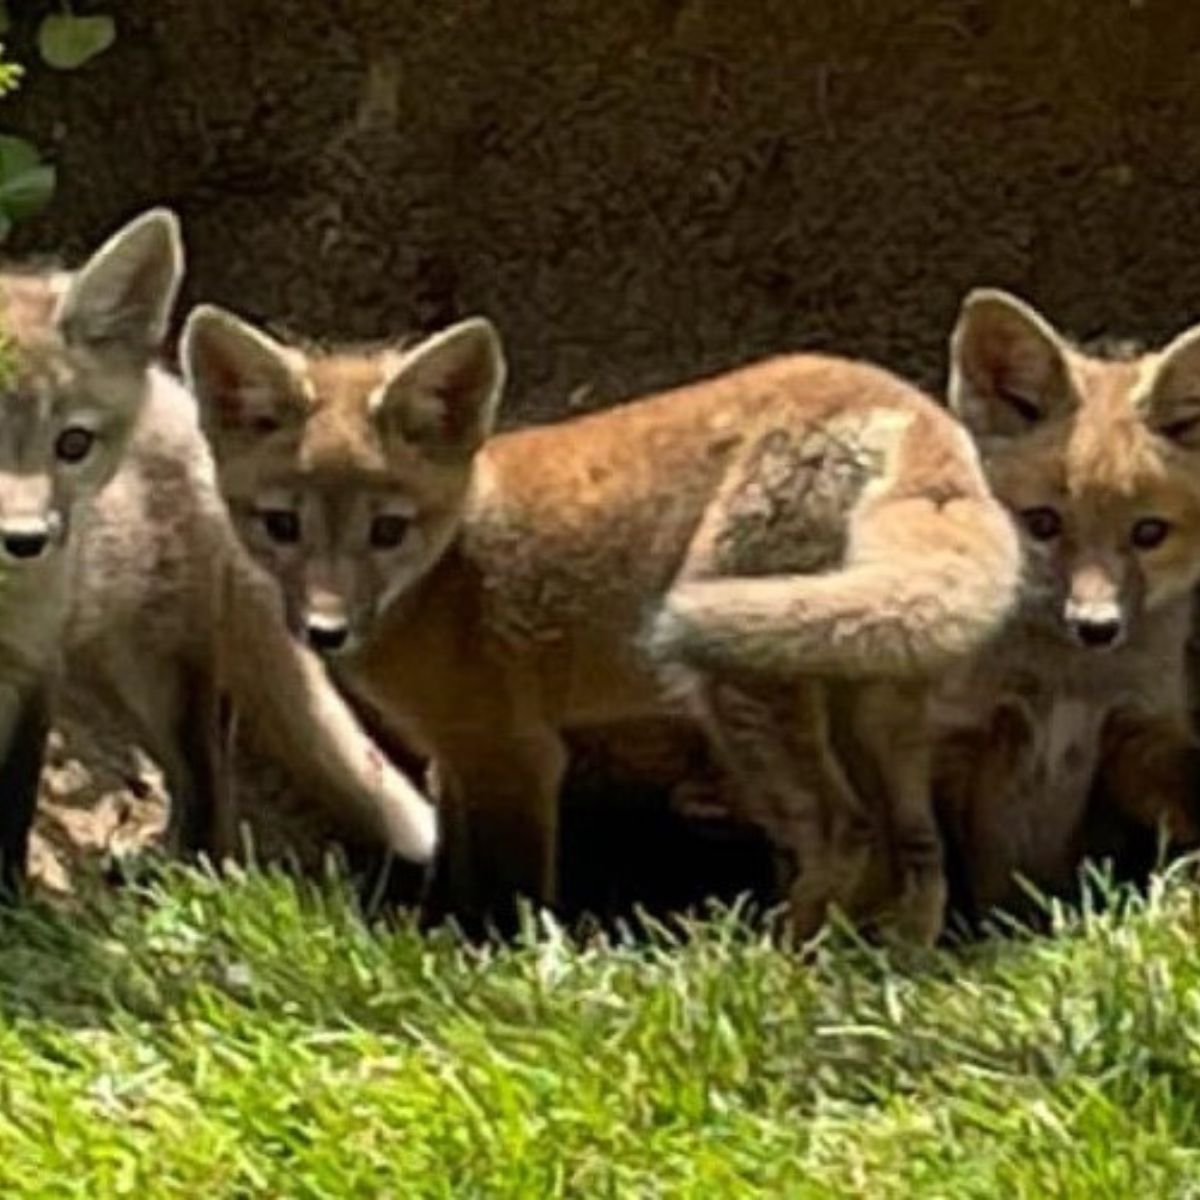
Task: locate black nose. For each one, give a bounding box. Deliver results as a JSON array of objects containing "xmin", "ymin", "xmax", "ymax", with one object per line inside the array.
[
  {"xmin": 4, "ymin": 532, "xmax": 48, "ymax": 560},
  {"xmin": 1073, "ymin": 618, "xmax": 1123, "ymax": 647},
  {"xmin": 307, "ymin": 623, "xmax": 349, "ymax": 653}
]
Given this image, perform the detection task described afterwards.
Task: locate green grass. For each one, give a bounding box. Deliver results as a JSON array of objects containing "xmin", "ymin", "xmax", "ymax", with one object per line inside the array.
[{"xmin": 1, "ymin": 861, "xmax": 1200, "ymax": 1198}]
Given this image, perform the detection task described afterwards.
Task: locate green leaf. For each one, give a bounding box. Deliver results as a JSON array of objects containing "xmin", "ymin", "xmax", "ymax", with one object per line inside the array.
[
  {"xmin": 0, "ymin": 135, "xmax": 41, "ymax": 180},
  {"xmin": 0, "ymin": 137, "xmax": 55, "ymax": 222},
  {"xmin": 0, "ymin": 162, "xmax": 55, "ymax": 221},
  {"xmin": 37, "ymin": 13, "xmax": 116, "ymax": 70}
]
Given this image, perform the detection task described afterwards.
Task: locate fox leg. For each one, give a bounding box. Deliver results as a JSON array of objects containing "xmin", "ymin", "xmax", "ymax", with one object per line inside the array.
[
  {"xmin": 221, "ymin": 568, "xmax": 436, "ymax": 864},
  {"xmin": 852, "ymin": 680, "xmax": 945, "ymax": 943},
  {"xmin": 1097, "ymin": 708, "xmax": 1200, "ymax": 847},
  {"xmin": 935, "ymin": 704, "xmax": 1047, "ymax": 925},
  {"xmin": 335, "ymin": 691, "xmax": 433, "ymax": 916},
  {"xmin": 652, "ymin": 453, "xmax": 960, "ymax": 944},
  {"xmin": 430, "ymin": 724, "xmax": 567, "ymax": 936},
  {"xmin": 94, "ymin": 653, "xmax": 230, "ymax": 864},
  {"xmin": 684, "ymin": 672, "xmax": 887, "ymax": 943},
  {"xmin": 0, "ymin": 683, "xmax": 51, "ymax": 900},
  {"xmin": 164, "ymin": 671, "xmax": 239, "ymax": 863}
]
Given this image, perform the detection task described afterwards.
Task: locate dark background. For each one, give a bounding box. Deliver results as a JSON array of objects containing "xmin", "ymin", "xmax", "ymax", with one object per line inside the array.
[
  {"xmin": 9, "ymin": 0, "xmax": 1200, "ymax": 423},
  {"xmin": 6, "ymin": 0, "xmax": 1191, "ymax": 919}
]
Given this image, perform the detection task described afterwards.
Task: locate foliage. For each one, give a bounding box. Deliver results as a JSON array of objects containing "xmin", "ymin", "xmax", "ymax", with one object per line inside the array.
[
  {"xmin": 0, "ymin": 51, "xmax": 21, "ymax": 101},
  {"xmin": 36, "ymin": 11, "xmax": 115, "ymax": 71},
  {"xmin": 0, "ymin": 3, "xmax": 118, "ymax": 240},
  {"xmin": 0, "ymin": 859, "xmax": 1196, "ymax": 1195},
  {"xmin": 0, "ymin": 134, "xmax": 54, "ymax": 240}
]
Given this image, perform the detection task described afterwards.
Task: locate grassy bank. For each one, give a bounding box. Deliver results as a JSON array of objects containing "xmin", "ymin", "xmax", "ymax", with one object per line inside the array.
[{"xmin": 1, "ymin": 861, "xmax": 1198, "ymax": 1197}]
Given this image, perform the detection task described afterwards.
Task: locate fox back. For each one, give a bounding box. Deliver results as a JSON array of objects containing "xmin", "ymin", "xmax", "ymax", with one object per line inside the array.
[
  {"xmin": 184, "ymin": 306, "xmax": 1025, "ymax": 944},
  {"xmin": 183, "ymin": 310, "xmax": 1017, "ymax": 671}
]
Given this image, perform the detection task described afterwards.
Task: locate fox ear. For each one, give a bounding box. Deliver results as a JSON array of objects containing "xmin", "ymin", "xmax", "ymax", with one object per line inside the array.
[
  {"xmin": 181, "ymin": 304, "xmax": 307, "ymax": 442},
  {"xmin": 371, "ymin": 317, "xmax": 505, "ymax": 459},
  {"xmin": 1139, "ymin": 322, "xmax": 1200, "ymax": 450},
  {"xmin": 55, "ymin": 207, "xmax": 184, "ymax": 360},
  {"xmin": 948, "ymin": 288, "xmax": 1075, "ymax": 438}
]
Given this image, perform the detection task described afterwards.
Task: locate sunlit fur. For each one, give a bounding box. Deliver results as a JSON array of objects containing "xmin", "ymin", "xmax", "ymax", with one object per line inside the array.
[
  {"xmin": 188, "ymin": 306, "xmax": 1023, "ymax": 946},
  {"xmin": 183, "ymin": 313, "xmax": 485, "ymax": 655},
  {"xmin": 0, "ymin": 203, "xmax": 184, "ymax": 573},
  {"xmin": 0, "ymin": 207, "xmax": 184, "ymax": 891},
  {"xmin": 983, "ymin": 351, "xmax": 1200, "ymax": 644},
  {"xmin": 939, "ymin": 289, "xmax": 1200, "ymax": 924},
  {"xmin": 0, "ymin": 213, "xmax": 437, "ymax": 883}
]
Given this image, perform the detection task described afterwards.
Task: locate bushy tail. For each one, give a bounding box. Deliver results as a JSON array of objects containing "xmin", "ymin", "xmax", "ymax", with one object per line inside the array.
[
  {"xmin": 218, "ymin": 559, "xmax": 437, "ymax": 863},
  {"xmin": 650, "ymin": 498, "xmax": 1021, "ymax": 683}
]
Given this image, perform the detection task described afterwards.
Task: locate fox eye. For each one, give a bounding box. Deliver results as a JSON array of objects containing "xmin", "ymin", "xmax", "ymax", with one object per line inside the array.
[
  {"xmin": 1131, "ymin": 517, "xmax": 1170, "ymax": 550},
  {"xmin": 260, "ymin": 508, "xmax": 300, "ymax": 545},
  {"xmin": 55, "ymin": 426, "xmax": 95, "ymax": 464},
  {"xmin": 369, "ymin": 513, "xmax": 409, "ymax": 550},
  {"xmin": 1020, "ymin": 506, "xmax": 1062, "ymax": 542}
]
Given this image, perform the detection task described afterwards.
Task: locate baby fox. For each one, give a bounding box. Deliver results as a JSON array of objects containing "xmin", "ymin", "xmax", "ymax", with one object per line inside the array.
[
  {"xmin": 936, "ymin": 288, "xmax": 1200, "ymax": 921},
  {"xmin": 0, "ymin": 209, "xmax": 436, "ymax": 892},
  {"xmin": 182, "ymin": 307, "xmax": 1020, "ymax": 942}
]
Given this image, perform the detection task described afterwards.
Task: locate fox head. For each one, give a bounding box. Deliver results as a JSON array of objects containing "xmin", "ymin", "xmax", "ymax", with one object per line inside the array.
[
  {"xmin": 0, "ymin": 207, "xmax": 183, "ymax": 565},
  {"xmin": 949, "ymin": 288, "xmax": 1200, "ymax": 651},
  {"xmin": 181, "ymin": 307, "xmax": 506, "ymax": 655}
]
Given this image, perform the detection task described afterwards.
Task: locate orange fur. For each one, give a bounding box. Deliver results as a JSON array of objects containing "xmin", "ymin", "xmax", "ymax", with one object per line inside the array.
[
  {"xmin": 938, "ymin": 289, "xmax": 1200, "ymax": 921},
  {"xmin": 0, "ymin": 212, "xmax": 437, "ymax": 889},
  {"xmin": 184, "ymin": 309, "xmax": 1021, "ymax": 943}
]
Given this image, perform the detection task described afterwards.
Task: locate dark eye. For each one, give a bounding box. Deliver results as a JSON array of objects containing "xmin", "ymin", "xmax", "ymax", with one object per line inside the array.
[
  {"xmin": 1131, "ymin": 517, "xmax": 1170, "ymax": 550},
  {"xmin": 260, "ymin": 509, "xmax": 300, "ymax": 545},
  {"xmin": 1020, "ymin": 506, "xmax": 1062, "ymax": 542},
  {"xmin": 55, "ymin": 426, "xmax": 95, "ymax": 464},
  {"xmin": 369, "ymin": 513, "xmax": 409, "ymax": 550}
]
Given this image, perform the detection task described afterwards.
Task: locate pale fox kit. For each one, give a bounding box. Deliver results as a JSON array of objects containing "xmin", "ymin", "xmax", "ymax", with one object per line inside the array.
[
  {"xmin": 182, "ymin": 307, "xmax": 1020, "ymax": 942},
  {"xmin": 0, "ymin": 209, "xmax": 436, "ymax": 892},
  {"xmin": 935, "ymin": 288, "xmax": 1200, "ymax": 922}
]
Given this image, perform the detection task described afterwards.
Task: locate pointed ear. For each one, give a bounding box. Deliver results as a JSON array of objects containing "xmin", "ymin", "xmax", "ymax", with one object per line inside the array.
[
  {"xmin": 948, "ymin": 288, "xmax": 1075, "ymax": 438},
  {"xmin": 1138, "ymin": 322, "xmax": 1200, "ymax": 450},
  {"xmin": 371, "ymin": 317, "xmax": 505, "ymax": 459},
  {"xmin": 180, "ymin": 304, "xmax": 307, "ymax": 441},
  {"xmin": 54, "ymin": 207, "xmax": 183, "ymax": 360}
]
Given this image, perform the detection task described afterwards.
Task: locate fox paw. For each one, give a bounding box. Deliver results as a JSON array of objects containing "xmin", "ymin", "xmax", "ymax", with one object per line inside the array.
[{"xmin": 892, "ymin": 868, "xmax": 947, "ymax": 947}]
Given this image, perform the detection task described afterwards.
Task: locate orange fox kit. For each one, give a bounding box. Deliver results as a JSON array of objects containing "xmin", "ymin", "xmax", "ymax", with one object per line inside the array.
[
  {"xmin": 182, "ymin": 307, "xmax": 1021, "ymax": 941},
  {"xmin": 936, "ymin": 288, "xmax": 1200, "ymax": 920}
]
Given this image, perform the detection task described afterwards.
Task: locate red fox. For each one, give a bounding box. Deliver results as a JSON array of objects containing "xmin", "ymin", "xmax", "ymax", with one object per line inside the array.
[
  {"xmin": 0, "ymin": 209, "xmax": 436, "ymax": 893},
  {"xmin": 181, "ymin": 307, "xmax": 1021, "ymax": 942},
  {"xmin": 936, "ymin": 288, "xmax": 1200, "ymax": 921}
]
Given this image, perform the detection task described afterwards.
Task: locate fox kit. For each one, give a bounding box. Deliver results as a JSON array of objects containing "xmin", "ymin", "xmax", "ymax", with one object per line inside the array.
[
  {"xmin": 0, "ymin": 209, "xmax": 436, "ymax": 892},
  {"xmin": 936, "ymin": 288, "xmax": 1200, "ymax": 921},
  {"xmin": 182, "ymin": 308, "xmax": 1020, "ymax": 942}
]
